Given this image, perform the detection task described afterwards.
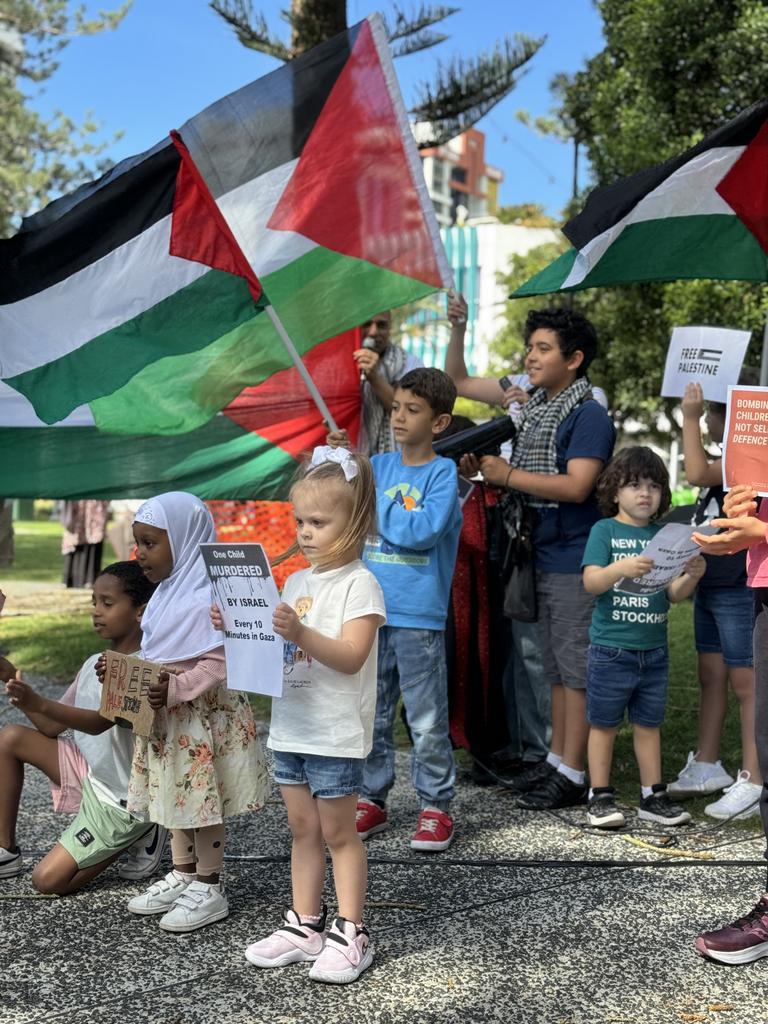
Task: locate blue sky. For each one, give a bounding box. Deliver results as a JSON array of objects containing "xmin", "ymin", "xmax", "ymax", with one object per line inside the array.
[{"xmin": 34, "ymin": 0, "xmax": 604, "ymax": 217}]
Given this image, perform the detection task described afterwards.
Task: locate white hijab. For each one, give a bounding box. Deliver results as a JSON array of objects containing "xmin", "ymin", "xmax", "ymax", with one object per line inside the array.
[{"xmin": 134, "ymin": 492, "xmax": 223, "ymax": 663}]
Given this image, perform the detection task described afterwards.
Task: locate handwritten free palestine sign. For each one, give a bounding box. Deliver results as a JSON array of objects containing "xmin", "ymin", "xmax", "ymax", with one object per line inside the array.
[
  {"xmin": 99, "ymin": 651, "xmax": 157, "ymax": 736},
  {"xmin": 723, "ymin": 386, "xmax": 768, "ymax": 495},
  {"xmin": 660, "ymin": 326, "xmax": 751, "ymax": 403},
  {"xmin": 200, "ymin": 543, "xmax": 284, "ymax": 698}
]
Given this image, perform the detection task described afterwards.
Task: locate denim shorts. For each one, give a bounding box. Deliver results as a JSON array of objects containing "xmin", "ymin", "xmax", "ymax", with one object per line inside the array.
[
  {"xmin": 586, "ymin": 644, "xmax": 668, "ymax": 728},
  {"xmin": 271, "ymin": 749, "xmax": 364, "ymax": 799},
  {"xmin": 694, "ymin": 586, "xmax": 755, "ymax": 667}
]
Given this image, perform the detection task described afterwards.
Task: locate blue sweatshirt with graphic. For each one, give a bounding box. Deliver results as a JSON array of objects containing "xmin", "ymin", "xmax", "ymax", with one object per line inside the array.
[{"xmin": 364, "ymin": 452, "xmax": 462, "ymax": 630}]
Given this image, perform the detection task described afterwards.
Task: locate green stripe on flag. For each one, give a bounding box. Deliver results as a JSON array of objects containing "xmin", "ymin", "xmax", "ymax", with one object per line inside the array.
[
  {"xmin": 91, "ymin": 246, "xmax": 438, "ymax": 435},
  {"xmin": 515, "ymin": 215, "xmax": 768, "ymax": 296},
  {"xmin": 6, "ymin": 269, "xmax": 264, "ymax": 424},
  {"xmin": 0, "ymin": 417, "xmax": 297, "ymax": 500}
]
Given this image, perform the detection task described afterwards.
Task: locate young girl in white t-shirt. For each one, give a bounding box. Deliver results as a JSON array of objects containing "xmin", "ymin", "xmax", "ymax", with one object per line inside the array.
[{"xmin": 213, "ymin": 446, "xmax": 385, "ymax": 984}]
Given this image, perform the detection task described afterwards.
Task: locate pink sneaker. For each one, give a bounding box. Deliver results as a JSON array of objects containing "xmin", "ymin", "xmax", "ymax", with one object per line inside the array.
[
  {"xmin": 308, "ymin": 917, "xmax": 374, "ymax": 984},
  {"xmin": 355, "ymin": 799, "xmax": 389, "ymax": 840},
  {"xmin": 245, "ymin": 905, "xmax": 327, "ymax": 968},
  {"xmin": 410, "ymin": 808, "xmax": 454, "ymax": 851}
]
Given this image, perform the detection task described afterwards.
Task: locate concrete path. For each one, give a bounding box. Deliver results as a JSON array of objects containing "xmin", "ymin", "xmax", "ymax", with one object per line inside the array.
[{"xmin": 2, "ymin": 677, "xmax": 767, "ymax": 1024}]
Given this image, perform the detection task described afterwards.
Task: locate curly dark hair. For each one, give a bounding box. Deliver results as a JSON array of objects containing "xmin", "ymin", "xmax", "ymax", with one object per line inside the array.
[
  {"xmin": 596, "ymin": 446, "xmax": 671, "ymax": 520},
  {"xmin": 98, "ymin": 561, "xmax": 156, "ymax": 607},
  {"xmin": 396, "ymin": 367, "xmax": 457, "ymax": 416},
  {"xmin": 523, "ymin": 308, "xmax": 598, "ymax": 377}
]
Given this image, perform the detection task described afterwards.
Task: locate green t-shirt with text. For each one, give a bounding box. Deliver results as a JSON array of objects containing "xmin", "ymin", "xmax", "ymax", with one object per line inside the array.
[{"xmin": 581, "ymin": 518, "xmax": 669, "ymax": 650}]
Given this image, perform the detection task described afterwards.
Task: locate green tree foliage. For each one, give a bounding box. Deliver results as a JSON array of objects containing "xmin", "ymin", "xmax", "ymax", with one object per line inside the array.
[
  {"xmin": 0, "ymin": 1, "xmax": 130, "ymax": 236},
  {"xmin": 504, "ymin": 0, "xmax": 768, "ymax": 427},
  {"xmin": 210, "ymin": 0, "xmax": 544, "ymax": 147}
]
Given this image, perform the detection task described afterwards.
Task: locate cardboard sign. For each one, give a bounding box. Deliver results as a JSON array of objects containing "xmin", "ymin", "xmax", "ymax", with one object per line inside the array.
[
  {"xmin": 615, "ymin": 522, "xmax": 713, "ymax": 597},
  {"xmin": 200, "ymin": 543, "xmax": 284, "ymax": 697},
  {"xmin": 722, "ymin": 385, "xmax": 768, "ymax": 495},
  {"xmin": 660, "ymin": 326, "xmax": 751, "ymax": 403},
  {"xmin": 100, "ymin": 651, "xmax": 157, "ymax": 736}
]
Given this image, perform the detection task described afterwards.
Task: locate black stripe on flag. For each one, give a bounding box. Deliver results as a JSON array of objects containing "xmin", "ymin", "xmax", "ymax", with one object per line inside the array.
[
  {"xmin": 0, "ymin": 142, "xmax": 180, "ymax": 303},
  {"xmin": 564, "ymin": 100, "xmax": 768, "ymax": 252},
  {"xmin": 179, "ymin": 22, "xmax": 360, "ymax": 199}
]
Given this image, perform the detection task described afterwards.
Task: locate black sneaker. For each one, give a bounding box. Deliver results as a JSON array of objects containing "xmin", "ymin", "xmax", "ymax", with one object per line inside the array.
[
  {"xmin": 638, "ymin": 785, "xmax": 691, "ymax": 826},
  {"xmin": 506, "ymin": 758, "xmax": 555, "ymax": 793},
  {"xmin": 517, "ymin": 769, "xmax": 588, "ymax": 809},
  {"xmin": 586, "ymin": 788, "xmax": 626, "ymax": 829}
]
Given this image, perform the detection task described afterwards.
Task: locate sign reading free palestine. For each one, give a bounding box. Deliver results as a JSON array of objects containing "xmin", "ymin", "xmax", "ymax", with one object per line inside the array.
[{"xmin": 660, "ymin": 326, "xmax": 751, "ymax": 403}]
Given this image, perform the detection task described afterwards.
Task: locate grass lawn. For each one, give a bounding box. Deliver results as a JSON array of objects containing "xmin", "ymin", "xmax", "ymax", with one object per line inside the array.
[{"xmin": 3, "ymin": 519, "xmax": 118, "ymax": 583}]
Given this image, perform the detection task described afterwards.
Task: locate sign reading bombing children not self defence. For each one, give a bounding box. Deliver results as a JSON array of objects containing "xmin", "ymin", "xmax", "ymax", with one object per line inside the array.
[
  {"xmin": 200, "ymin": 543, "xmax": 284, "ymax": 698},
  {"xmin": 723, "ymin": 386, "xmax": 768, "ymax": 496}
]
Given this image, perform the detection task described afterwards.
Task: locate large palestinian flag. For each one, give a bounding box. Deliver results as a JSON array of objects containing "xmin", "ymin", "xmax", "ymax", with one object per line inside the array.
[
  {"xmin": 516, "ymin": 100, "xmax": 768, "ymax": 296},
  {"xmin": 0, "ymin": 14, "xmax": 449, "ymax": 497}
]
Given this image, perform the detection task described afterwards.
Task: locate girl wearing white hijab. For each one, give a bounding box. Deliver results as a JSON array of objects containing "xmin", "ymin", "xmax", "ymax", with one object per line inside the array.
[{"xmin": 124, "ymin": 492, "xmax": 269, "ymax": 933}]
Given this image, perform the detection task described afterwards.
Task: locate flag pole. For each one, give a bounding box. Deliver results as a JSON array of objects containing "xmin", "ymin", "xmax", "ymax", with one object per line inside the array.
[{"xmin": 264, "ymin": 305, "xmax": 339, "ymax": 432}]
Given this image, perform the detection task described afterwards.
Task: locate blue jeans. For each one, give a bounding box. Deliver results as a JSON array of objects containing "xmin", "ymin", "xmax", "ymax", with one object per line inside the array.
[
  {"xmin": 587, "ymin": 644, "xmax": 668, "ymax": 728},
  {"xmin": 362, "ymin": 626, "xmax": 455, "ymax": 811},
  {"xmin": 501, "ymin": 618, "xmax": 551, "ymax": 763},
  {"xmin": 694, "ymin": 585, "xmax": 755, "ymax": 666},
  {"xmin": 271, "ymin": 750, "xmax": 364, "ymax": 799}
]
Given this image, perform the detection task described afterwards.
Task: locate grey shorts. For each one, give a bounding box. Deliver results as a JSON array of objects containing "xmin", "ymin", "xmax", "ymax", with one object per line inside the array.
[{"xmin": 536, "ymin": 570, "xmax": 595, "ymax": 690}]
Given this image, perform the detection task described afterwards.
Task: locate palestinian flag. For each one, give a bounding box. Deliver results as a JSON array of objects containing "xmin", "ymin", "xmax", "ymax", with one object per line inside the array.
[
  {"xmin": 0, "ymin": 329, "xmax": 362, "ymax": 499},
  {"xmin": 0, "ymin": 14, "xmax": 449, "ymax": 496},
  {"xmin": 515, "ymin": 100, "xmax": 768, "ymax": 296}
]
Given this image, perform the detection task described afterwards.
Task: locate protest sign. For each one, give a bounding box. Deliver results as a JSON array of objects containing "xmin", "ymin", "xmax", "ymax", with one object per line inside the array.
[
  {"xmin": 200, "ymin": 543, "xmax": 284, "ymax": 697},
  {"xmin": 99, "ymin": 651, "xmax": 157, "ymax": 736},
  {"xmin": 615, "ymin": 522, "xmax": 713, "ymax": 597},
  {"xmin": 660, "ymin": 326, "xmax": 751, "ymax": 403},
  {"xmin": 722, "ymin": 385, "xmax": 768, "ymax": 495}
]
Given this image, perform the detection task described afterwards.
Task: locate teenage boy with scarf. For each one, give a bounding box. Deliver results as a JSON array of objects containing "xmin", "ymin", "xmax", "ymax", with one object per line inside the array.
[{"xmin": 461, "ymin": 308, "xmax": 615, "ymax": 809}]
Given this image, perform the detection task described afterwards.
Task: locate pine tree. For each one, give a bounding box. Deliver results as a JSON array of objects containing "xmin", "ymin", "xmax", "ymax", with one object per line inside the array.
[{"xmin": 210, "ymin": 0, "xmax": 544, "ymax": 146}]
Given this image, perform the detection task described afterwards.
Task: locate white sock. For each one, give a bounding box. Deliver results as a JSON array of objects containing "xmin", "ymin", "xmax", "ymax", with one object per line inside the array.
[
  {"xmin": 557, "ymin": 763, "xmax": 585, "ymax": 785},
  {"xmin": 546, "ymin": 751, "xmax": 562, "ymax": 769},
  {"xmin": 172, "ymin": 868, "xmax": 196, "ymax": 883},
  {"xmin": 641, "ymin": 785, "xmax": 655, "ymax": 799}
]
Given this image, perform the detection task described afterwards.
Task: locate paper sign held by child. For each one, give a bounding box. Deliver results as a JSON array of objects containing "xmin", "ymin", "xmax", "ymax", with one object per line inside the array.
[
  {"xmin": 661, "ymin": 326, "xmax": 751, "ymax": 403},
  {"xmin": 722, "ymin": 385, "xmax": 768, "ymax": 496},
  {"xmin": 100, "ymin": 651, "xmax": 157, "ymax": 736}
]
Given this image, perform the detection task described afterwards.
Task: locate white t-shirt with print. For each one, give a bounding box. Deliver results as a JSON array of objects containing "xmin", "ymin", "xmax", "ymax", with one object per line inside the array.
[
  {"xmin": 268, "ymin": 560, "xmax": 386, "ymax": 759},
  {"xmin": 61, "ymin": 653, "xmax": 136, "ymax": 808}
]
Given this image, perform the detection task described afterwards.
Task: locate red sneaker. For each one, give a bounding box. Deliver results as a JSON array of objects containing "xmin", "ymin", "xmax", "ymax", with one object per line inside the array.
[
  {"xmin": 355, "ymin": 799, "xmax": 389, "ymax": 840},
  {"xmin": 410, "ymin": 809, "xmax": 454, "ymax": 852}
]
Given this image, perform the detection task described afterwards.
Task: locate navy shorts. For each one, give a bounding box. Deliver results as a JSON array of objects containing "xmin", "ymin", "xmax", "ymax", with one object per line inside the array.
[
  {"xmin": 694, "ymin": 586, "xmax": 754, "ymax": 667},
  {"xmin": 587, "ymin": 644, "xmax": 668, "ymax": 728},
  {"xmin": 271, "ymin": 750, "xmax": 364, "ymax": 799}
]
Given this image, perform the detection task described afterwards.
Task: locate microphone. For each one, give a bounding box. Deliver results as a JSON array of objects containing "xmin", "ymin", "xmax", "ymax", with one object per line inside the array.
[{"xmin": 360, "ymin": 336, "xmax": 376, "ymax": 384}]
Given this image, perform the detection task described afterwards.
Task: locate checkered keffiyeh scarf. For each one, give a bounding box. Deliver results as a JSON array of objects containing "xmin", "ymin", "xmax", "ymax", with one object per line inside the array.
[
  {"xmin": 507, "ymin": 376, "xmax": 593, "ymax": 510},
  {"xmin": 362, "ymin": 343, "xmax": 409, "ymax": 455}
]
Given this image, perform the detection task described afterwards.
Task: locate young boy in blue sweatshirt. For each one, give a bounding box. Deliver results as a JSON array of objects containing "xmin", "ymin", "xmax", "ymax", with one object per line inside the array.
[{"xmin": 354, "ymin": 367, "xmax": 462, "ymax": 852}]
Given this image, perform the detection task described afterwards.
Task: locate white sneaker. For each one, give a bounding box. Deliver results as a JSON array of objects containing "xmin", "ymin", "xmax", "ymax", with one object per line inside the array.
[
  {"xmin": 705, "ymin": 771, "xmax": 762, "ymax": 820},
  {"xmin": 158, "ymin": 880, "xmax": 229, "ymax": 933},
  {"xmin": 118, "ymin": 824, "xmax": 168, "ymax": 880},
  {"xmin": 0, "ymin": 846, "xmax": 21, "ymax": 879},
  {"xmin": 127, "ymin": 870, "xmax": 191, "ymax": 915},
  {"xmin": 308, "ymin": 917, "xmax": 374, "ymax": 984},
  {"xmin": 667, "ymin": 751, "xmax": 734, "ymax": 797}
]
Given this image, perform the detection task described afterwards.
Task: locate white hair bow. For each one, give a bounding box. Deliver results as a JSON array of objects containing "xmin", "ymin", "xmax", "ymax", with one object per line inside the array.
[{"xmin": 309, "ymin": 445, "xmax": 359, "ymax": 482}]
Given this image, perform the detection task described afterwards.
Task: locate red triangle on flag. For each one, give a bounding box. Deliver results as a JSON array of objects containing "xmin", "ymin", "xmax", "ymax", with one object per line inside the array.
[
  {"xmin": 267, "ymin": 20, "xmax": 444, "ymax": 289},
  {"xmin": 222, "ymin": 330, "xmax": 362, "ymax": 458},
  {"xmin": 716, "ymin": 118, "xmax": 768, "ymax": 254}
]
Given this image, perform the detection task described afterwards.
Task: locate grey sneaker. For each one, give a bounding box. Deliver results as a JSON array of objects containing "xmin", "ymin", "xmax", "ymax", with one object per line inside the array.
[
  {"xmin": 586, "ymin": 790, "xmax": 626, "ymax": 829},
  {"xmin": 118, "ymin": 824, "xmax": 168, "ymax": 880},
  {"xmin": 0, "ymin": 846, "xmax": 21, "ymax": 878},
  {"xmin": 638, "ymin": 787, "xmax": 691, "ymax": 826},
  {"xmin": 127, "ymin": 870, "xmax": 191, "ymax": 915}
]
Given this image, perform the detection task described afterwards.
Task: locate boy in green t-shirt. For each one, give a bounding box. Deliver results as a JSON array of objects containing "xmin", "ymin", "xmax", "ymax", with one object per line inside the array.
[{"xmin": 581, "ymin": 447, "xmax": 705, "ymax": 829}]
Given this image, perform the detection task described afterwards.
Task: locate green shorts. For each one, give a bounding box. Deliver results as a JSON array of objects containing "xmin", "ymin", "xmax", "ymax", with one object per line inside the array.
[{"xmin": 59, "ymin": 777, "xmax": 152, "ymax": 869}]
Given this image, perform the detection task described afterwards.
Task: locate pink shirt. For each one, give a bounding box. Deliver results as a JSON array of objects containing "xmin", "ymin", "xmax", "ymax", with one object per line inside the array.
[
  {"xmin": 746, "ymin": 502, "xmax": 768, "ymax": 587},
  {"xmin": 165, "ymin": 648, "xmax": 226, "ymax": 707}
]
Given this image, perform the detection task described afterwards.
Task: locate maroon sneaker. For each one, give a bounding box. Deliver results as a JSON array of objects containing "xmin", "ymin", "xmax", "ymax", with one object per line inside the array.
[{"xmin": 695, "ymin": 895, "xmax": 768, "ymax": 964}]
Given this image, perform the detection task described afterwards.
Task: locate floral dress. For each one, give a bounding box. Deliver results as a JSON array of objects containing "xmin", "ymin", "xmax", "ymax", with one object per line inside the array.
[{"xmin": 127, "ymin": 650, "xmax": 270, "ymax": 829}]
